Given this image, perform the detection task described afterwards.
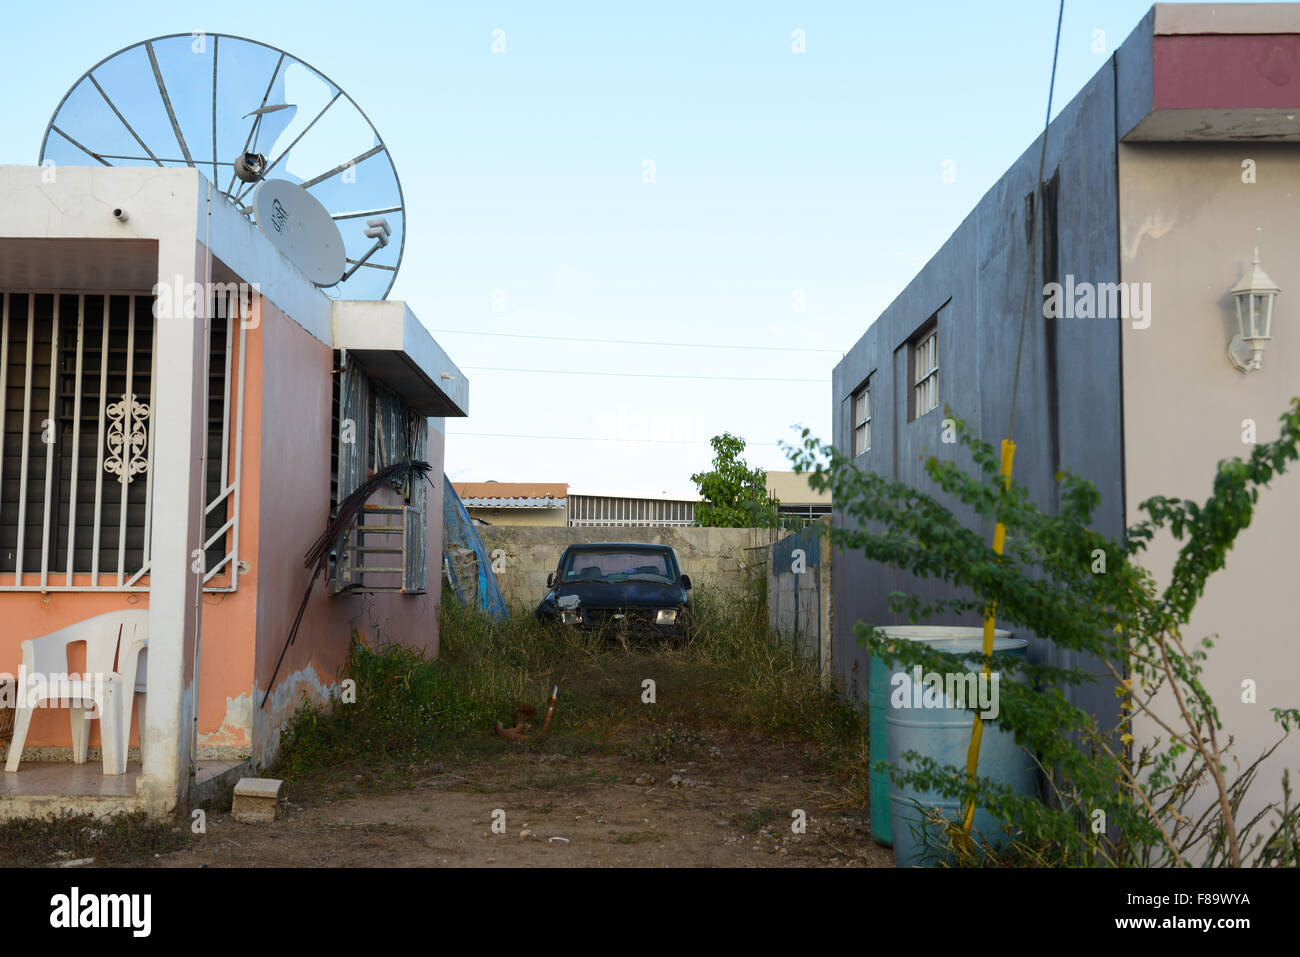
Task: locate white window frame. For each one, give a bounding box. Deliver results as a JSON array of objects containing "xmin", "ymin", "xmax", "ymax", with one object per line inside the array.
[
  {"xmin": 851, "ymin": 379, "xmax": 871, "ymax": 455},
  {"xmin": 912, "ymin": 325, "xmax": 938, "ymax": 420}
]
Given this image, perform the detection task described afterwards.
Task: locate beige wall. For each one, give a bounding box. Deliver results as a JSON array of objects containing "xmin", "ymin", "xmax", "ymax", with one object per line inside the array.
[
  {"xmin": 1120, "ymin": 142, "xmax": 1300, "ymax": 855},
  {"xmin": 766, "ymin": 470, "xmax": 832, "ymax": 507},
  {"xmin": 476, "ymin": 525, "xmax": 764, "ymax": 612},
  {"xmin": 468, "ymin": 506, "xmax": 568, "ymax": 527}
]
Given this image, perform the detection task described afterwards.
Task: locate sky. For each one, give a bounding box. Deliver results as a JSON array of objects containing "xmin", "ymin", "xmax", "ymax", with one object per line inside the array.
[{"xmin": 0, "ymin": 1, "xmax": 1262, "ymax": 497}]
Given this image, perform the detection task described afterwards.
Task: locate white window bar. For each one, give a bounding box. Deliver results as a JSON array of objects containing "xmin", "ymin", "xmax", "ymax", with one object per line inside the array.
[
  {"xmin": 39, "ymin": 294, "xmax": 60, "ymax": 590},
  {"xmin": 203, "ymin": 301, "xmax": 247, "ymax": 590},
  {"xmin": 90, "ymin": 296, "xmax": 110, "ymax": 584},
  {"xmin": 0, "ymin": 290, "xmax": 204, "ymax": 592},
  {"xmin": 116, "ymin": 297, "xmax": 136, "ymax": 586},
  {"xmin": 124, "ymin": 303, "xmax": 158, "ymax": 590},
  {"xmin": 137, "ymin": 300, "xmax": 159, "ymax": 577},
  {"xmin": 228, "ymin": 303, "xmax": 247, "ymax": 591},
  {"xmin": 14, "ymin": 294, "xmax": 35, "ymax": 586},
  {"xmin": 65, "ymin": 296, "xmax": 85, "ymax": 586}
]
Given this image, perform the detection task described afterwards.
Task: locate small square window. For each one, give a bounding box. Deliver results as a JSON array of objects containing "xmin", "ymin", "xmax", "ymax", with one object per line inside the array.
[{"xmin": 851, "ymin": 379, "xmax": 871, "ymax": 456}]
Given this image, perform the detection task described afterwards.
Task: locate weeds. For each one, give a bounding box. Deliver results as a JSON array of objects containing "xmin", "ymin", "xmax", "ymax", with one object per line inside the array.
[
  {"xmin": 272, "ymin": 575, "xmax": 868, "ymax": 806},
  {"xmin": 0, "ymin": 812, "xmax": 191, "ymax": 867}
]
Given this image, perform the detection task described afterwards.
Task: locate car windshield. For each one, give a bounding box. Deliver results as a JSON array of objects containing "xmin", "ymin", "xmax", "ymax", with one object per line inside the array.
[{"xmin": 561, "ymin": 550, "xmax": 676, "ymax": 583}]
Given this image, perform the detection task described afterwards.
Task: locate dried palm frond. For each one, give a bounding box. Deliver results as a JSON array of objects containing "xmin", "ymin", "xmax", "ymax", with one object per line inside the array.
[{"xmin": 261, "ymin": 460, "xmax": 433, "ymax": 709}]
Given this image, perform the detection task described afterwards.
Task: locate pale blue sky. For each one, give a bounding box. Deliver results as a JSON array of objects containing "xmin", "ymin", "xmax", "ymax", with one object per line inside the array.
[{"xmin": 0, "ymin": 1, "xmax": 1250, "ymax": 496}]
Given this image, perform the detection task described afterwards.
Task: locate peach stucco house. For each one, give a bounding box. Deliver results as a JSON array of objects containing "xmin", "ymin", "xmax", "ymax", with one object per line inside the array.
[{"xmin": 0, "ymin": 164, "xmax": 467, "ymax": 818}]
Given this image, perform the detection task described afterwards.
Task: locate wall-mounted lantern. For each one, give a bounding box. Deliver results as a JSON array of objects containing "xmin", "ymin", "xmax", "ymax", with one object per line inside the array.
[{"xmin": 1228, "ymin": 249, "xmax": 1280, "ymax": 373}]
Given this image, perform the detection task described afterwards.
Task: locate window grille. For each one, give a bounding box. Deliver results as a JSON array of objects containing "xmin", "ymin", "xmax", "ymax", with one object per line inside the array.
[
  {"xmin": 912, "ymin": 326, "xmax": 939, "ymax": 419},
  {"xmin": 0, "ymin": 290, "xmax": 244, "ymax": 592},
  {"xmin": 331, "ymin": 354, "xmax": 427, "ymax": 594},
  {"xmin": 852, "ymin": 379, "xmax": 871, "ymax": 455},
  {"xmin": 567, "ymin": 494, "xmax": 696, "ymax": 527}
]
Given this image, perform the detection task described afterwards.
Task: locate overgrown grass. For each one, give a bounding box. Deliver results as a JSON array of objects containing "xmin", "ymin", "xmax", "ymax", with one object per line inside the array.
[
  {"xmin": 0, "ymin": 812, "xmax": 192, "ymax": 867},
  {"xmin": 271, "ymin": 570, "xmax": 868, "ymax": 805}
]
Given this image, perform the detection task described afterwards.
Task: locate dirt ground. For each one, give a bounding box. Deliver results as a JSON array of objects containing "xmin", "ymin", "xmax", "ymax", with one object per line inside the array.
[{"xmin": 147, "ymin": 731, "xmax": 894, "ymax": 868}]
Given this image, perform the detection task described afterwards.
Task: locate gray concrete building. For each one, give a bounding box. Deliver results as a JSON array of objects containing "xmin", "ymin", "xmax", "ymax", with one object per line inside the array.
[{"xmin": 831, "ymin": 3, "xmax": 1300, "ymax": 837}]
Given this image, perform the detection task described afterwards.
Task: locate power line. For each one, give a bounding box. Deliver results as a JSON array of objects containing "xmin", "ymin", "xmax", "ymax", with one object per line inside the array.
[
  {"xmin": 431, "ymin": 328, "xmax": 842, "ymax": 354},
  {"xmin": 462, "ymin": 365, "xmax": 828, "ymax": 383},
  {"xmin": 446, "ymin": 431, "xmax": 783, "ymax": 447}
]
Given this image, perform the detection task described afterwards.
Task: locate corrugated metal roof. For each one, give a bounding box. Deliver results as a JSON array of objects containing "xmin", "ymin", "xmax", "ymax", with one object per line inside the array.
[
  {"xmin": 462, "ymin": 496, "xmax": 567, "ymax": 509},
  {"xmin": 455, "ymin": 481, "xmax": 568, "ymax": 499}
]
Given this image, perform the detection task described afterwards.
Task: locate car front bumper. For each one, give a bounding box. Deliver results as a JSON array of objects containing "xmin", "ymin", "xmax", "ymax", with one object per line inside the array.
[{"xmin": 560, "ymin": 607, "xmax": 688, "ymax": 637}]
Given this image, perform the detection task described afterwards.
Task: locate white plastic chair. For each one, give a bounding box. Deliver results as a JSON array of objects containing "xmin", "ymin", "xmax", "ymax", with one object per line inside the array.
[
  {"xmin": 116, "ymin": 633, "xmax": 148, "ymax": 773},
  {"xmin": 3, "ymin": 609, "xmax": 149, "ymax": 775}
]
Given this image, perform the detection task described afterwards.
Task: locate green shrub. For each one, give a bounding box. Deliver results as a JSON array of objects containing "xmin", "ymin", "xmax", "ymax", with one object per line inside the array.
[{"xmin": 787, "ymin": 398, "xmax": 1300, "ymax": 867}]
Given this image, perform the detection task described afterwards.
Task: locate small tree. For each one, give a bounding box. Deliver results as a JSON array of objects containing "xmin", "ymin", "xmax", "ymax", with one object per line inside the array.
[
  {"xmin": 691, "ymin": 432, "xmax": 778, "ymax": 528},
  {"xmin": 785, "ymin": 398, "xmax": 1300, "ymax": 867}
]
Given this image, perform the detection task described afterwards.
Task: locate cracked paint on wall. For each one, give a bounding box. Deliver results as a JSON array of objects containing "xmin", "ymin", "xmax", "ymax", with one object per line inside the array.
[{"xmin": 198, "ymin": 692, "xmax": 253, "ymax": 748}]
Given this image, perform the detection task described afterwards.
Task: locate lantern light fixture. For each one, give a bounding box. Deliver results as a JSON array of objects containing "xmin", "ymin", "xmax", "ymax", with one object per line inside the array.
[{"xmin": 1228, "ymin": 248, "xmax": 1280, "ymax": 373}]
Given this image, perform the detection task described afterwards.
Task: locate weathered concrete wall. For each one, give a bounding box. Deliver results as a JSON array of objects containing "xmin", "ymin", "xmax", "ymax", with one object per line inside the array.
[
  {"xmin": 767, "ymin": 523, "xmax": 833, "ymax": 681},
  {"xmin": 476, "ymin": 525, "xmax": 764, "ymax": 612},
  {"xmin": 830, "ymin": 40, "xmax": 1125, "ymax": 728},
  {"xmin": 250, "ymin": 299, "xmax": 444, "ymax": 770}
]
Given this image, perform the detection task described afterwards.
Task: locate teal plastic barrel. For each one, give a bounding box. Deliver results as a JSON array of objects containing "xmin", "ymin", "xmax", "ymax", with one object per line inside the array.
[
  {"xmin": 882, "ymin": 629, "xmax": 1033, "ymax": 867},
  {"xmin": 870, "ymin": 627, "xmax": 1011, "ymax": 848},
  {"xmin": 868, "ymin": 654, "xmax": 891, "ymax": 844}
]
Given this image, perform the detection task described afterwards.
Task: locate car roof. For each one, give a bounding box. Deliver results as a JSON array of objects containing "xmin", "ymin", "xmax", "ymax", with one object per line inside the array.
[{"xmin": 563, "ymin": 542, "xmax": 674, "ymax": 551}]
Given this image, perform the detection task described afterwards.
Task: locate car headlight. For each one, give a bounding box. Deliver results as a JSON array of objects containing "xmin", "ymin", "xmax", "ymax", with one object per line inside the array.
[
  {"xmin": 560, "ymin": 609, "xmax": 581, "ymax": 625},
  {"xmin": 656, "ymin": 608, "xmax": 678, "ymax": 625}
]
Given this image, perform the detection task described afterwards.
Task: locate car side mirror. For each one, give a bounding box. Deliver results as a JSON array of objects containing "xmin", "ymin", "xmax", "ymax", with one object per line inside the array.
[
  {"xmin": 547, "ymin": 572, "xmax": 555, "ymax": 588},
  {"xmin": 680, "ymin": 574, "xmax": 692, "ymax": 590}
]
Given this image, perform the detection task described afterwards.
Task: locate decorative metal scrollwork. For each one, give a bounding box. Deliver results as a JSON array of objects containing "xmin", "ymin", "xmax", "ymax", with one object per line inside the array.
[{"xmin": 105, "ymin": 393, "xmax": 150, "ymax": 485}]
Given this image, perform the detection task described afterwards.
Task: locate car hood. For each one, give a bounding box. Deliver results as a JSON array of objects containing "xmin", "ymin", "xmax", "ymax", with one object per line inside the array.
[{"xmin": 549, "ymin": 580, "xmax": 687, "ymax": 608}]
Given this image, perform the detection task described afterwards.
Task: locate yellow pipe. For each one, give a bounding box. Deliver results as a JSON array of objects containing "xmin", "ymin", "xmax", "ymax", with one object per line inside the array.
[{"xmin": 958, "ymin": 438, "xmax": 1015, "ymax": 844}]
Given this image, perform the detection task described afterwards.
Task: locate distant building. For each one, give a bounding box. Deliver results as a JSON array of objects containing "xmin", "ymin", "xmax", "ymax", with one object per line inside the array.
[
  {"xmin": 766, "ymin": 470, "xmax": 832, "ymax": 524},
  {"xmin": 567, "ymin": 488, "xmax": 699, "ymax": 527},
  {"xmin": 455, "ymin": 471, "xmax": 829, "ymax": 528},
  {"xmin": 454, "ymin": 482, "xmax": 569, "ymax": 526}
]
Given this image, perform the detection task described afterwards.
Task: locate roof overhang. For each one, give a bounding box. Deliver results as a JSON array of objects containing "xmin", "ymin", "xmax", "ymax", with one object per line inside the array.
[
  {"xmin": 333, "ymin": 299, "xmax": 469, "ymax": 417},
  {"xmin": 1119, "ymin": 4, "xmax": 1300, "ymax": 141}
]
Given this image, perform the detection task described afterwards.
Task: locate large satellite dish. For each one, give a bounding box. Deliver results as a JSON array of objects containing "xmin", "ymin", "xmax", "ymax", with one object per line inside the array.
[{"xmin": 40, "ymin": 33, "xmax": 405, "ymax": 299}]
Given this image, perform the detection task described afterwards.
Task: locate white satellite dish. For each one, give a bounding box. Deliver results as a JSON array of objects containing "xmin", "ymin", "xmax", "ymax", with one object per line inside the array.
[
  {"xmin": 40, "ymin": 34, "xmax": 406, "ymax": 299},
  {"xmin": 253, "ymin": 178, "xmax": 346, "ymax": 286}
]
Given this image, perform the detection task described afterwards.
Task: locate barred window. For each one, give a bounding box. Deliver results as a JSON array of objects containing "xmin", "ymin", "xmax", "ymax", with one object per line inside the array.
[
  {"xmin": 331, "ymin": 354, "xmax": 427, "ymax": 595},
  {"xmin": 851, "ymin": 379, "xmax": 871, "ymax": 456},
  {"xmin": 911, "ymin": 323, "xmax": 938, "ymax": 420},
  {"xmin": 0, "ymin": 290, "xmax": 241, "ymax": 590}
]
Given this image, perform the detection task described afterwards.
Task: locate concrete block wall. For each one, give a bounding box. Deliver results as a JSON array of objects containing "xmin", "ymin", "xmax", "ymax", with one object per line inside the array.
[{"xmin": 474, "ymin": 525, "xmax": 766, "ymax": 612}]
